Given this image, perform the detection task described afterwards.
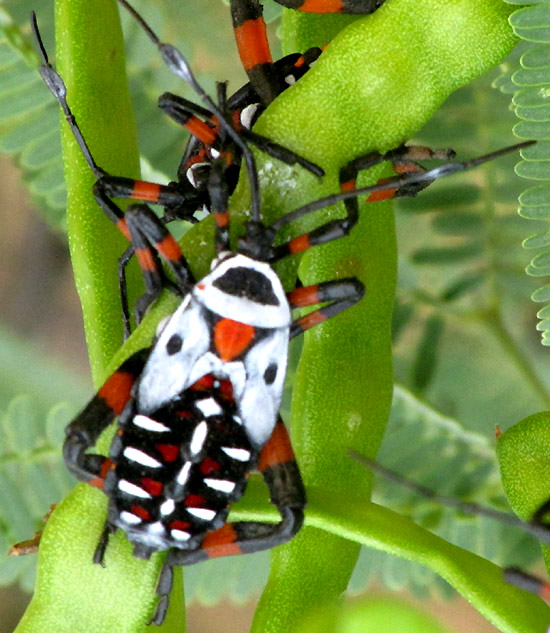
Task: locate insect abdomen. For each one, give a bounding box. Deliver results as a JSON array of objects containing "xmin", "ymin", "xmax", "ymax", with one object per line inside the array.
[{"xmin": 103, "ymin": 374, "xmax": 257, "ymax": 557}]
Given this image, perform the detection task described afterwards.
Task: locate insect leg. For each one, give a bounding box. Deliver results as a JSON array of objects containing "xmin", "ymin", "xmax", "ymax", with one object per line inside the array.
[
  {"xmin": 273, "ymin": 0, "xmax": 385, "ymax": 14},
  {"xmin": 270, "ymin": 145, "xmax": 457, "ymax": 261},
  {"xmin": 206, "ymin": 159, "xmax": 235, "ymax": 252},
  {"xmin": 160, "ymin": 91, "xmax": 323, "ymax": 178},
  {"xmin": 123, "ymin": 205, "xmax": 194, "ymax": 324},
  {"xmin": 225, "ymin": 47, "xmax": 322, "ymax": 112},
  {"xmin": 182, "ymin": 419, "xmax": 305, "ymax": 561},
  {"xmin": 359, "ymin": 145, "xmax": 456, "ymax": 203},
  {"xmin": 288, "ymin": 279, "xmax": 365, "ymax": 338},
  {"xmin": 273, "ymin": 141, "xmax": 534, "ymax": 231},
  {"xmin": 158, "ymin": 92, "xmax": 220, "ymax": 148},
  {"xmin": 240, "ymin": 129, "xmax": 324, "ymax": 177},
  {"xmin": 63, "ymin": 348, "xmax": 150, "ymax": 485},
  {"xmin": 270, "ymin": 154, "xmax": 369, "ymax": 261},
  {"xmin": 229, "ymin": 0, "xmax": 280, "ymax": 105}
]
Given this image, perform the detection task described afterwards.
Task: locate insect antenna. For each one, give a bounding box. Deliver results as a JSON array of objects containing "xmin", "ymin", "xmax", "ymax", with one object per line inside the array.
[
  {"xmin": 116, "ymin": 0, "xmax": 262, "ymax": 224},
  {"xmin": 349, "ymin": 450, "xmax": 550, "ymax": 545},
  {"xmin": 271, "ymin": 140, "xmax": 535, "ymax": 232},
  {"xmin": 30, "ymin": 12, "xmax": 107, "ymax": 181}
]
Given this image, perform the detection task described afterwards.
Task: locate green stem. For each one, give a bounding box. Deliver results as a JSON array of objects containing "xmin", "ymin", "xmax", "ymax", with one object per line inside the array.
[
  {"xmin": 57, "ymin": 0, "xmax": 141, "ymax": 384},
  {"xmin": 232, "ymin": 479, "xmax": 550, "ymax": 633}
]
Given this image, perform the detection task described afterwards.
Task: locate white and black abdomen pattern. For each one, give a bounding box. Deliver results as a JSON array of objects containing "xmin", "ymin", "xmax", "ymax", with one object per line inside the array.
[{"xmin": 102, "ymin": 376, "xmax": 257, "ymax": 559}]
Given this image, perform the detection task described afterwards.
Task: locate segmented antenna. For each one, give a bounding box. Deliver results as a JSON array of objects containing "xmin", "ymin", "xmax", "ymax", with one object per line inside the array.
[
  {"xmin": 116, "ymin": 0, "xmax": 262, "ymax": 223},
  {"xmin": 30, "ymin": 12, "xmax": 107, "ymax": 180},
  {"xmin": 349, "ymin": 450, "xmax": 550, "ymax": 545},
  {"xmin": 271, "ymin": 141, "xmax": 535, "ymax": 231}
]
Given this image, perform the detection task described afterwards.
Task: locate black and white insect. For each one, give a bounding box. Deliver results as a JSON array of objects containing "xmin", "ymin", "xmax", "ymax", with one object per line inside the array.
[
  {"xmin": 32, "ymin": 6, "xmax": 363, "ymax": 625},
  {"xmin": 31, "ymin": 1, "xmax": 533, "ymax": 625}
]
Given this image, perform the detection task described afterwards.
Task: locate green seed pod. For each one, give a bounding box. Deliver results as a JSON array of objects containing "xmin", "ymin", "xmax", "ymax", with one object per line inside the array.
[{"xmin": 497, "ymin": 411, "xmax": 550, "ymax": 572}]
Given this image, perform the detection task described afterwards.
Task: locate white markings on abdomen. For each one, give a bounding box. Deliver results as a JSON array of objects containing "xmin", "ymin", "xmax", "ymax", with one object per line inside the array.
[
  {"xmin": 123, "ymin": 446, "xmax": 162, "ymax": 469},
  {"xmin": 118, "ymin": 479, "xmax": 152, "ymax": 499},
  {"xmin": 187, "ymin": 507, "xmax": 216, "ymax": 521},
  {"xmin": 221, "ymin": 446, "xmax": 250, "ymax": 462},
  {"xmin": 195, "ymin": 397, "xmax": 223, "ymax": 418},
  {"xmin": 190, "ymin": 420, "xmax": 208, "ymax": 455},
  {"xmin": 204, "ymin": 478, "xmax": 236, "ymax": 494},
  {"xmin": 133, "ymin": 414, "xmax": 170, "ymax": 433}
]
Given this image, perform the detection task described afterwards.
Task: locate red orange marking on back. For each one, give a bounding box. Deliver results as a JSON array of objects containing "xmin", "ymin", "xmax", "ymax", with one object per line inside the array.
[
  {"xmin": 156, "ymin": 444, "xmax": 180, "ymax": 462},
  {"xmin": 214, "ymin": 319, "xmax": 255, "ymax": 362},
  {"xmin": 131, "ymin": 505, "xmax": 151, "ymax": 521}
]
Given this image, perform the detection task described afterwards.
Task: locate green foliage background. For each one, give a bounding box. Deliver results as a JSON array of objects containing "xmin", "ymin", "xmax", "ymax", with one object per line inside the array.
[{"xmin": 0, "ymin": 1, "xmax": 549, "ymax": 632}]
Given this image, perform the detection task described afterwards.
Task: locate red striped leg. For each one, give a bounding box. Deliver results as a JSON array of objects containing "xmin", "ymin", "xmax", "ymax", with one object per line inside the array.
[
  {"xmin": 230, "ymin": 0, "xmax": 280, "ymax": 105},
  {"xmin": 96, "ymin": 176, "xmax": 203, "ymax": 220},
  {"xmin": 92, "ymin": 182, "xmax": 191, "ymax": 329},
  {"xmin": 229, "ymin": 0, "xmax": 385, "ymax": 104},
  {"xmin": 95, "ymin": 177, "xmax": 203, "ymax": 337},
  {"xmin": 271, "ymin": 158, "xmax": 365, "ymax": 262},
  {"xmin": 226, "ymin": 47, "xmax": 322, "ymax": 115},
  {"xmin": 206, "ymin": 160, "xmax": 232, "ymax": 252},
  {"xmin": 149, "ymin": 419, "xmax": 305, "ymax": 625},
  {"xmin": 124, "ymin": 205, "xmax": 194, "ymax": 323},
  {"xmin": 63, "ymin": 348, "xmax": 150, "ymax": 485},
  {"xmin": 161, "ymin": 86, "xmax": 323, "ymax": 180},
  {"xmin": 272, "ymin": 145, "xmax": 456, "ymax": 262},
  {"xmin": 360, "ymin": 145, "xmax": 456, "ymax": 202},
  {"xmin": 158, "ymin": 92, "xmax": 221, "ymax": 147},
  {"xmin": 158, "ymin": 91, "xmax": 240, "ymax": 200},
  {"xmin": 274, "ymin": 0, "xmax": 385, "ymax": 13},
  {"xmin": 288, "ymin": 279, "xmax": 364, "ymax": 339}
]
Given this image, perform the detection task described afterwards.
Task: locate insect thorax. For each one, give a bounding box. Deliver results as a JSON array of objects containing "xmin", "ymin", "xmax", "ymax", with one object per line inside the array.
[{"xmin": 137, "ymin": 253, "xmax": 291, "ymax": 446}]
